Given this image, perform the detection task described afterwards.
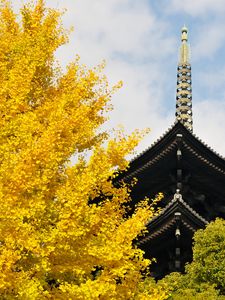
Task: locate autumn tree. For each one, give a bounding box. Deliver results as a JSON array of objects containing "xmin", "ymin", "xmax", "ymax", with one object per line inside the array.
[{"xmin": 0, "ymin": 1, "xmax": 166, "ymax": 299}]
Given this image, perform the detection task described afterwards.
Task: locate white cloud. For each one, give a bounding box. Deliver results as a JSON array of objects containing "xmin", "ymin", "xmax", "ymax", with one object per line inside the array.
[
  {"xmin": 194, "ymin": 100, "xmax": 225, "ymax": 156},
  {"xmin": 192, "ymin": 22, "xmax": 225, "ymax": 61},
  {"xmin": 167, "ymin": 0, "xmax": 225, "ymax": 16},
  {"xmin": 50, "ymin": 0, "xmax": 176, "ymax": 150},
  {"xmin": 52, "ymin": 0, "xmax": 175, "ymax": 65},
  {"xmin": 196, "ymin": 66, "xmax": 225, "ymax": 93}
]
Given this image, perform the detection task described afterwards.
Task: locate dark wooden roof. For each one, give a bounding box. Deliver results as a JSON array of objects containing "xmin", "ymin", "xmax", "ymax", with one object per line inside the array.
[
  {"xmin": 116, "ymin": 121, "xmax": 225, "ymax": 221},
  {"xmin": 138, "ymin": 191, "xmax": 208, "ymax": 245},
  {"xmin": 120, "ymin": 120, "xmax": 225, "ymax": 180}
]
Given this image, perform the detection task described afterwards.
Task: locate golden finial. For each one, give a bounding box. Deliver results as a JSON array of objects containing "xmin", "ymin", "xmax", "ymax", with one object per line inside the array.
[{"xmin": 179, "ymin": 26, "xmax": 189, "ymax": 65}]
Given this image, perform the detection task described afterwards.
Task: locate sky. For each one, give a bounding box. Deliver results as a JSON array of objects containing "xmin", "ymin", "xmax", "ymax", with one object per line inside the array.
[{"xmin": 11, "ymin": 0, "xmax": 225, "ymax": 157}]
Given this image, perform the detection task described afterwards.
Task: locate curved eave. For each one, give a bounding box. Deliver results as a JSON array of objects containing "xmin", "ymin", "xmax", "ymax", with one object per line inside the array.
[
  {"xmin": 116, "ymin": 121, "xmax": 225, "ymax": 183},
  {"xmin": 139, "ymin": 197, "xmax": 208, "ymax": 245},
  {"xmin": 147, "ymin": 196, "xmax": 208, "ymax": 227}
]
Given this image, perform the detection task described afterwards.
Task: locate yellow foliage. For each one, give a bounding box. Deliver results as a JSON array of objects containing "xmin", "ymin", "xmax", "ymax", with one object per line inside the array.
[{"xmin": 0, "ymin": 1, "xmax": 166, "ymax": 299}]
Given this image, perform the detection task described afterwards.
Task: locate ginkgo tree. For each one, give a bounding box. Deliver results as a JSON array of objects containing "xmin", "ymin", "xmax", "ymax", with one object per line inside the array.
[{"xmin": 0, "ymin": 1, "xmax": 166, "ymax": 299}]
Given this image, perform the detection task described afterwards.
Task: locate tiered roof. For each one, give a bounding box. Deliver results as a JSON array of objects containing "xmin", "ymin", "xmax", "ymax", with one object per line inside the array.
[{"xmin": 117, "ymin": 121, "xmax": 225, "ymax": 220}]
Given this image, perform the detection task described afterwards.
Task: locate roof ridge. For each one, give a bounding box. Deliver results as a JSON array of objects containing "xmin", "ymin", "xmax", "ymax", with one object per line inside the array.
[
  {"xmin": 128, "ymin": 120, "xmax": 225, "ymax": 170},
  {"xmin": 147, "ymin": 190, "xmax": 208, "ymax": 226}
]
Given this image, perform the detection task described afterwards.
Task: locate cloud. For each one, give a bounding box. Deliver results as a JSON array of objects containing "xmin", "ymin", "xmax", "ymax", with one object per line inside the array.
[
  {"xmin": 194, "ymin": 100, "xmax": 225, "ymax": 156},
  {"xmin": 196, "ymin": 66, "xmax": 225, "ymax": 94},
  {"xmin": 192, "ymin": 22, "xmax": 225, "ymax": 61},
  {"xmin": 50, "ymin": 0, "xmax": 176, "ymax": 148},
  {"xmin": 52, "ymin": 0, "xmax": 175, "ymax": 65},
  {"xmin": 167, "ymin": 0, "xmax": 225, "ymax": 17}
]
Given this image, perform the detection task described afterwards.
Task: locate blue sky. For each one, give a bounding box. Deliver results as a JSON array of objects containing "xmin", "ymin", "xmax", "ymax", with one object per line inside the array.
[{"xmin": 11, "ymin": 0, "xmax": 225, "ymax": 156}]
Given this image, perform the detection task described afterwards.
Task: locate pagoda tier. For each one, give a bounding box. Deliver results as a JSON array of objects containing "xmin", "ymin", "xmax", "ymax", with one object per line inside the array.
[
  {"xmin": 117, "ymin": 121, "xmax": 225, "ymax": 221},
  {"xmin": 115, "ymin": 121, "xmax": 225, "ymax": 277},
  {"xmin": 138, "ymin": 190, "xmax": 208, "ymax": 278}
]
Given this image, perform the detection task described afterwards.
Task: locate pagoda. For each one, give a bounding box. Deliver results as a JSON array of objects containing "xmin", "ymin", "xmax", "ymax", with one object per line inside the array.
[{"xmin": 116, "ymin": 27, "xmax": 225, "ymax": 279}]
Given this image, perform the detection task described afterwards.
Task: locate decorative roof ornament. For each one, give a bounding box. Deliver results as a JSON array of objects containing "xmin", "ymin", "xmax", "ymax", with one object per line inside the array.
[{"xmin": 176, "ymin": 26, "xmax": 193, "ymax": 132}]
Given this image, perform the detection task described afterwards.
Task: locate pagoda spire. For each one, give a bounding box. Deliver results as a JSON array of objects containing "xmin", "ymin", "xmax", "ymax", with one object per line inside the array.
[{"xmin": 175, "ymin": 26, "xmax": 193, "ymax": 132}]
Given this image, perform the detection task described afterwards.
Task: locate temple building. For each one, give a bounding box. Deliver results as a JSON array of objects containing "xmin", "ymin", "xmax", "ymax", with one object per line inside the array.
[{"xmin": 116, "ymin": 27, "xmax": 225, "ymax": 279}]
